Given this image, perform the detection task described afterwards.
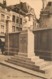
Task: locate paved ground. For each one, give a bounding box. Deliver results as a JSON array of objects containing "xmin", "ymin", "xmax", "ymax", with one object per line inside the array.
[
  {"xmin": 0, "ymin": 55, "xmax": 43, "ymax": 79},
  {"xmin": 0, "ymin": 64, "xmax": 43, "ymax": 79},
  {"xmin": 0, "ymin": 55, "xmax": 52, "ymax": 79},
  {"xmin": 0, "ymin": 54, "xmax": 13, "ymax": 61}
]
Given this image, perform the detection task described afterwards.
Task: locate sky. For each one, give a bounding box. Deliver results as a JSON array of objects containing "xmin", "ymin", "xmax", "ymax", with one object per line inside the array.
[{"xmin": 0, "ymin": 0, "xmax": 52, "ymax": 18}]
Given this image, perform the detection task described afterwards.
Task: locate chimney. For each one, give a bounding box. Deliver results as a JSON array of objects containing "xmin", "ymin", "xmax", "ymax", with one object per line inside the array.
[{"xmin": 3, "ymin": 0, "xmax": 7, "ymax": 6}]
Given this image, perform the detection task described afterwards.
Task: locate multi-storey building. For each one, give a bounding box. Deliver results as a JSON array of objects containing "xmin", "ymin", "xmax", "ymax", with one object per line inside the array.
[
  {"xmin": 0, "ymin": 0, "xmax": 37, "ymax": 44},
  {"xmin": 0, "ymin": 1, "xmax": 25, "ymax": 43},
  {"xmin": 0, "ymin": 2, "xmax": 10, "ymax": 42},
  {"xmin": 8, "ymin": 2, "xmax": 37, "ymax": 30}
]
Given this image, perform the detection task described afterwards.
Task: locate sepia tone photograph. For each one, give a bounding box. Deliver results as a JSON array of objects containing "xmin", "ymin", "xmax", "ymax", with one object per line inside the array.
[{"xmin": 0, "ymin": 0, "xmax": 52, "ymax": 79}]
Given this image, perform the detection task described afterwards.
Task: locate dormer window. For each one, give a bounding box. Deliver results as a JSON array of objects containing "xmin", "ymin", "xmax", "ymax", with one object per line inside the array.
[
  {"xmin": 12, "ymin": 15, "xmax": 15, "ymax": 22},
  {"xmin": 48, "ymin": 2, "xmax": 52, "ymax": 6}
]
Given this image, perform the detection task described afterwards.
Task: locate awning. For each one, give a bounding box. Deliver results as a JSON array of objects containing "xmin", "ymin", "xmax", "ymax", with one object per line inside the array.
[{"xmin": 0, "ymin": 38, "xmax": 5, "ymax": 42}]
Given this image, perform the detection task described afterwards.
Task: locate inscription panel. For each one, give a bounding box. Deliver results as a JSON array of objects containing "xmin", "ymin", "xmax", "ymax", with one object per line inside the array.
[{"xmin": 19, "ymin": 32, "xmax": 28, "ymax": 53}]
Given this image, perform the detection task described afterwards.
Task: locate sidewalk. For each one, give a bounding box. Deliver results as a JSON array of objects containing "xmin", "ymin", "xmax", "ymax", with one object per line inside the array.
[
  {"xmin": 0, "ymin": 63, "xmax": 42, "ymax": 79},
  {"xmin": 0, "ymin": 54, "xmax": 13, "ymax": 61}
]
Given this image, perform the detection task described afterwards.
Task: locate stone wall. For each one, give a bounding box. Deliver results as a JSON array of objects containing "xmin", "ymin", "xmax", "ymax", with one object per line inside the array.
[
  {"xmin": 5, "ymin": 32, "xmax": 19, "ymax": 55},
  {"xmin": 5, "ymin": 29, "xmax": 52, "ymax": 60},
  {"xmin": 33, "ymin": 28, "xmax": 52, "ymax": 60}
]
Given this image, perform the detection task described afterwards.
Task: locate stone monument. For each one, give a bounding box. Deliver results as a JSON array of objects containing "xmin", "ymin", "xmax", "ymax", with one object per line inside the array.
[
  {"xmin": 19, "ymin": 29, "xmax": 35, "ymax": 58},
  {"xmin": 5, "ymin": 29, "xmax": 52, "ymax": 79}
]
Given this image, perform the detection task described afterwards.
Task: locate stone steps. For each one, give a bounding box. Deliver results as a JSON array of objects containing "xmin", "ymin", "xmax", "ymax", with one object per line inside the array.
[
  {"xmin": 31, "ymin": 56, "xmax": 45, "ymax": 64},
  {"xmin": 42, "ymin": 64, "xmax": 52, "ymax": 79},
  {"xmin": 16, "ymin": 55, "xmax": 40, "ymax": 61},
  {"xmin": 36, "ymin": 62, "xmax": 50, "ymax": 69},
  {"xmin": 31, "ymin": 55, "xmax": 51, "ymax": 69},
  {"xmin": 5, "ymin": 54, "xmax": 52, "ymax": 79},
  {"xmin": 7, "ymin": 55, "xmax": 50, "ymax": 71},
  {"xmin": 15, "ymin": 56, "xmax": 49, "ymax": 69},
  {"xmin": 13, "ymin": 55, "xmax": 31, "ymax": 61},
  {"xmin": 6, "ymin": 58, "xmax": 52, "ymax": 79},
  {"xmin": 6, "ymin": 59, "xmax": 45, "ymax": 74},
  {"xmin": 0, "ymin": 61, "xmax": 46, "ymax": 79},
  {"xmin": 11, "ymin": 56, "xmax": 50, "ymax": 69},
  {"xmin": 7, "ymin": 60, "xmax": 39, "ymax": 71},
  {"xmin": 12, "ymin": 55, "xmax": 40, "ymax": 63},
  {"xmin": 11, "ymin": 55, "xmax": 48, "ymax": 69},
  {"xmin": 9, "ymin": 57, "xmax": 35, "ymax": 65}
]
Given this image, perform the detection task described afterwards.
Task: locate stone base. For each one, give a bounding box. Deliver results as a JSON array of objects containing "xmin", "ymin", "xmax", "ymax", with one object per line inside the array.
[{"xmin": 5, "ymin": 52, "xmax": 52, "ymax": 79}]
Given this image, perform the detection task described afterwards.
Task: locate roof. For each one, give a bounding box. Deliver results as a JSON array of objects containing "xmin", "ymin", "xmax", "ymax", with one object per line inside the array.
[
  {"xmin": 0, "ymin": 2, "xmax": 11, "ymax": 11},
  {"xmin": 41, "ymin": 1, "xmax": 52, "ymax": 14},
  {"xmin": 0, "ymin": 3, "xmax": 6, "ymax": 8},
  {"xmin": 0, "ymin": 2, "xmax": 35, "ymax": 16},
  {"xmin": 7, "ymin": 4, "xmax": 27, "ymax": 15},
  {"xmin": 7, "ymin": 2, "xmax": 35, "ymax": 16}
]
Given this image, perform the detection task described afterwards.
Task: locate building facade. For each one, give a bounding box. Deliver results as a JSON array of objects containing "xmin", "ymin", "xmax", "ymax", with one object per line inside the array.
[
  {"xmin": 0, "ymin": 1, "xmax": 25, "ymax": 43},
  {"xmin": 8, "ymin": 2, "xmax": 37, "ymax": 30},
  {"xmin": 0, "ymin": 0, "xmax": 38, "ymax": 44},
  {"xmin": 39, "ymin": 1, "xmax": 52, "ymax": 28}
]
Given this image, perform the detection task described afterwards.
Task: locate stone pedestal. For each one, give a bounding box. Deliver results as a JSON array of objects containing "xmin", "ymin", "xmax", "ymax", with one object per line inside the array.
[
  {"xmin": 5, "ymin": 29, "xmax": 52, "ymax": 79},
  {"xmin": 19, "ymin": 29, "xmax": 35, "ymax": 58}
]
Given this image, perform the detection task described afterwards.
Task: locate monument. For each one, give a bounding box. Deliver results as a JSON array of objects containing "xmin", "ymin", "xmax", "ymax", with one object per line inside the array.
[
  {"xmin": 19, "ymin": 30, "xmax": 34, "ymax": 58},
  {"xmin": 4, "ymin": 29, "xmax": 52, "ymax": 79}
]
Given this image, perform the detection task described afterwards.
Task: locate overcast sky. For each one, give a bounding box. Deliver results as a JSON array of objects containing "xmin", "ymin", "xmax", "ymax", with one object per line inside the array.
[{"xmin": 0, "ymin": 0, "xmax": 52, "ymax": 18}]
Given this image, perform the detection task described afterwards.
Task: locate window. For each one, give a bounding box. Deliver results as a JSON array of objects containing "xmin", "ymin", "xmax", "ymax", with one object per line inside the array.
[
  {"xmin": 16, "ymin": 17, "xmax": 19, "ymax": 23},
  {"xmin": 20, "ymin": 18, "xmax": 22, "ymax": 24},
  {"xmin": 16, "ymin": 27, "xmax": 18, "ymax": 31},
  {"xmin": 48, "ymin": 2, "xmax": 52, "ymax": 6},
  {"xmin": 1, "ymin": 25, "xmax": 4, "ymax": 33},
  {"xmin": 7, "ymin": 16, "xmax": 10, "ymax": 20},
  {"xmin": 29, "ymin": 16, "xmax": 31, "ymax": 21},
  {"xmin": 1, "ymin": 14, "xmax": 5, "ymax": 22},
  {"xmin": 12, "ymin": 26, "xmax": 15, "ymax": 32},
  {"xmin": 12, "ymin": 15, "xmax": 15, "ymax": 22}
]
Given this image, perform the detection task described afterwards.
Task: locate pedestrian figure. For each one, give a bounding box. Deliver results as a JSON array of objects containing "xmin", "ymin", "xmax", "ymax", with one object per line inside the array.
[
  {"xmin": 1, "ymin": 42, "xmax": 5, "ymax": 54},
  {"xmin": 0, "ymin": 39, "xmax": 5, "ymax": 54}
]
